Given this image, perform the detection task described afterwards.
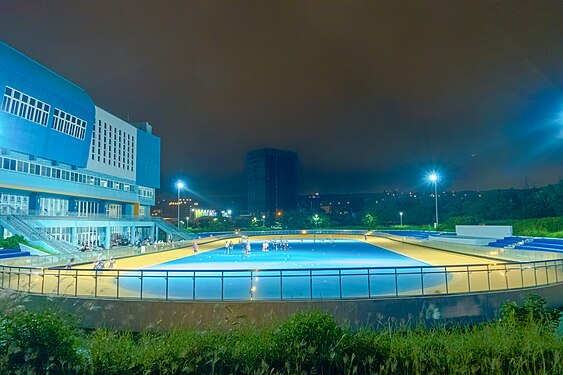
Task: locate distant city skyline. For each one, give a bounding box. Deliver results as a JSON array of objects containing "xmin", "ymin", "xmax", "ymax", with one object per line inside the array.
[{"xmin": 2, "ymin": 1, "xmax": 563, "ymax": 197}]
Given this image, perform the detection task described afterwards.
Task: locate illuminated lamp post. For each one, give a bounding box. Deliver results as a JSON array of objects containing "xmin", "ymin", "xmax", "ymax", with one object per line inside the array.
[
  {"xmin": 399, "ymin": 211, "xmax": 403, "ymax": 226},
  {"xmin": 262, "ymin": 215, "xmax": 266, "ymax": 227},
  {"xmin": 176, "ymin": 181, "xmax": 184, "ymax": 229},
  {"xmin": 428, "ymin": 173, "xmax": 439, "ymax": 228}
]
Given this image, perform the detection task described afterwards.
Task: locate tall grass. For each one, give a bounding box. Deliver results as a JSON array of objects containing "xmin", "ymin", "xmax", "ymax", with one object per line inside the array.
[{"xmin": 0, "ymin": 295, "xmax": 561, "ymax": 374}]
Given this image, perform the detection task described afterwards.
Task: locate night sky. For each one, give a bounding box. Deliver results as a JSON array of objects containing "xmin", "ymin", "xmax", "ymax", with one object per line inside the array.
[{"xmin": 1, "ymin": 1, "xmax": 563, "ymax": 197}]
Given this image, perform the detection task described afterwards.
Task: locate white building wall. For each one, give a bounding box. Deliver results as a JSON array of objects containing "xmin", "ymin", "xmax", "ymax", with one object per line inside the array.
[{"xmin": 87, "ymin": 107, "xmax": 137, "ymax": 181}]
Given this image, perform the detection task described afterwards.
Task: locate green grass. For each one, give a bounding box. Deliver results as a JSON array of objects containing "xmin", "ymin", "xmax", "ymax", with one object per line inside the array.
[{"xmin": 0, "ymin": 295, "xmax": 561, "ymax": 374}]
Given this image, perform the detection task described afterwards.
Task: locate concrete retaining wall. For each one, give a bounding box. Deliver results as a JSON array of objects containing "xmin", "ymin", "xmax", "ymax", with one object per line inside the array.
[{"xmin": 14, "ymin": 283, "xmax": 563, "ymax": 331}]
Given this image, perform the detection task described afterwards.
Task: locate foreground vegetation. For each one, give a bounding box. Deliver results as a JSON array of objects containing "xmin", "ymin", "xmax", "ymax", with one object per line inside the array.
[
  {"xmin": 0, "ymin": 295, "xmax": 561, "ymax": 374},
  {"xmin": 0, "ymin": 235, "xmax": 27, "ymax": 250}
]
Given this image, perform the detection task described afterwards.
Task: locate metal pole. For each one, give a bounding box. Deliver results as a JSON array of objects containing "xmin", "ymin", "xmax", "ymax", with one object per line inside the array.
[
  {"xmin": 434, "ymin": 181, "xmax": 439, "ymax": 226},
  {"xmin": 177, "ymin": 187, "xmax": 181, "ymax": 229}
]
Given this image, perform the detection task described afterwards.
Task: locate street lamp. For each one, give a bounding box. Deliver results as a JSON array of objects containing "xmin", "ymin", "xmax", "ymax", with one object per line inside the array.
[
  {"xmin": 428, "ymin": 173, "xmax": 439, "ymax": 228},
  {"xmin": 176, "ymin": 181, "xmax": 184, "ymax": 229},
  {"xmin": 262, "ymin": 215, "xmax": 266, "ymax": 227},
  {"xmin": 399, "ymin": 211, "xmax": 403, "ymax": 226}
]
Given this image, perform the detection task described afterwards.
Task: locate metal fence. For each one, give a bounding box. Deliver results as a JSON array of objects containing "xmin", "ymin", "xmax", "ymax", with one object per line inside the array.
[
  {"xmin": 1, "ymin": 259, "xmax": 562, "ymax": 301},
  {"xmin": 2, "ymin": 229, "xmax": 563, "ymax": 301}
]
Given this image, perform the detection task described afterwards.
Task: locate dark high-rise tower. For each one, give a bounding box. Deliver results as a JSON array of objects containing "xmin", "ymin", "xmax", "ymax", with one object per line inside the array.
[{"xmin": 246, "ymin": 148, "xmax": 298, "ymax": 216}]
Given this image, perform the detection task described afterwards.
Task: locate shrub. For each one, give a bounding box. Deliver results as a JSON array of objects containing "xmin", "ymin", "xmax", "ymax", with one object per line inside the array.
[
  {"xmin": 0, "ymin": 235, "xmax": 26, "ymax": 250},
  {"xmin": 269, "ymin": 312, "xmax": 345, "ymax": 374},
  {"xmin": 341, "ymin": 329, "xmax": 391, "ymax": 373},
  {"xmin": 0, "ymin": 310, "xmax": 83, "ymax": 374},
  {"xmin": 501, "ymin": 294, "xmax": 561, "ymax": 328}
]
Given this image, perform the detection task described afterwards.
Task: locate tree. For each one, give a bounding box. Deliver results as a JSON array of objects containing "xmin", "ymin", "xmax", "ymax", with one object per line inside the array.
[{"xmin": 362, "ymin": 213, "xmax": 377, "ymax": 228}]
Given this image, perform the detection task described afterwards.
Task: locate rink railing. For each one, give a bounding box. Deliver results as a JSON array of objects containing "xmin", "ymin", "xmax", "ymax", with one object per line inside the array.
[{"xmin": 1, "ymin": 259, "xmax": 562, "ymax": 301}]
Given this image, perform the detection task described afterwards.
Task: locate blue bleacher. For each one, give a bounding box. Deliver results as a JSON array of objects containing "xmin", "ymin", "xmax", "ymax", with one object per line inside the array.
[
  {"xmin": 0, "ymin": 248, "xmax": 31, "ymax": 260},
  {"xmin": 514, "ymin": 244, "xmax": 563, "ymax": 253},
  {"xmin": 488, "ymin": 235, "xmax": 563, "ymax": 253},
  {"xmin": 530, "ymin": 238, "xmax": 563, "ymax": 245},
  {"xmin": 514, "ymin": 237, "xmax": 563, "ymax": 253},
  {"xmin": 487, "ymin": 236, "xmax": 526, "ymax": 247}
]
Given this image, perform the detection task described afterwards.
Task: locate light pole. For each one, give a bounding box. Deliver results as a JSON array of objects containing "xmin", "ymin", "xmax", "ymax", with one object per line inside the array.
[
  {"xmin": 262, "ymin": 215, "xmax": 266, "ymax": 227},
  {"xmin": 428, "ymin": 173, "xmax": 439, "ymax": 228},
  {"xmin": 399, "ymin": 211, "xmax": 403, "ymax": 226},
  {"xmin": 176, "ymin": 181, "xmax": 184, "ymax": 229}
]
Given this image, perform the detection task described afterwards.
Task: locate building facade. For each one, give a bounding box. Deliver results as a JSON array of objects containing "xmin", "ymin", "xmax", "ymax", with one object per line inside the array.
[
  {"xmin": 246, "ymin": 148, "xmax": 298, "ymax": 216},
  {"xmin": 0, "ymin": 41, "xmax": 176, "ymax": 251}
]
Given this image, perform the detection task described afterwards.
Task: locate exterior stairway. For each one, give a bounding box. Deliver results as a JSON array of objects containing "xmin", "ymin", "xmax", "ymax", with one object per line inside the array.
[
  {"xmin": 151, "ymin": 217, "xmax": 194, "ymax": 241},
  {"xmin": 0, "ymin": 214, "xmax": 77, "ymax": 255}
]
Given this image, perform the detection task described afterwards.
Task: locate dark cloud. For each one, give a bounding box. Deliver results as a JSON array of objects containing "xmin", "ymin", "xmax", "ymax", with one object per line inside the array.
[{"xmin": 1, "ymin": 1, "xmax": 563, "ymax": 196}]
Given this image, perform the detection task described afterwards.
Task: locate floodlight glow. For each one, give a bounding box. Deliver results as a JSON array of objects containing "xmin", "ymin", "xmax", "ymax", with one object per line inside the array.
[
  {"xmin": 428, "ymin": 173, "xmax": 438, "ymax": 182},
  {"xmin": 175, "ymin": 181, "xmax": 184, "ymax": 229}
]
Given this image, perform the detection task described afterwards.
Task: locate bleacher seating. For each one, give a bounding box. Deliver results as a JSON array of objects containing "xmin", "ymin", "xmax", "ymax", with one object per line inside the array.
[
  {"xmin": 514, "ymin": 239, "xmax": 563, "ymax": 253},
  {"xmin": 0, "ymin": 248, "xmax": 31, "ymax": 260},
  {"xmin": 487, "ymin": 236, "xmax": 526, "ymax": 248},
  {"xmin": 488, "ymin": 236, "xmax": 563, "ymax": 253}
]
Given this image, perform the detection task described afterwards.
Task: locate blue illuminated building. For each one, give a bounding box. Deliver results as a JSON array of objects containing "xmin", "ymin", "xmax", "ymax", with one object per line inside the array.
[{"xmin": 0, "ymin": 41, "xmax": 184, "ymax": 252}]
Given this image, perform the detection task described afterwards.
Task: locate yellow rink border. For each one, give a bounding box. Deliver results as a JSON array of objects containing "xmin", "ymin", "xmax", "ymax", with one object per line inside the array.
[
  {"xmin": 90, "ymin": 234, "xmax": 500, "ymax": 271},
  {"xmin": 66, "ymin": 234, "xmax": 504, "ymax": 297},
  {"xmin": 4, "ymin": 234, "xmax": 559, "ymax": 300}
]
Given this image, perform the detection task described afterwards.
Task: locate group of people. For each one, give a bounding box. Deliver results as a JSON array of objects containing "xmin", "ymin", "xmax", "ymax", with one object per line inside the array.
[
  {"xmin": 260, "ymin": 239, "xmax": 290, "ymax": 252},
  {"xmin": 92, "ymin": 254, "xmax": 116, "ymax": 270},
  {"xmin": 79, "ymin": 242, "xmax": 103, "ymax": 252},
  {"xmin": 224, "ymin": 240, "xmax": 234, "ymax": 254}
]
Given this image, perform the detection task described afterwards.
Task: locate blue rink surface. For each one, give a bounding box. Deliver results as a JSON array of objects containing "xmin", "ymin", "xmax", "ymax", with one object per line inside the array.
[{"xmin": 119, "ymin": 239, "xmax": 448, "ymax": 300}]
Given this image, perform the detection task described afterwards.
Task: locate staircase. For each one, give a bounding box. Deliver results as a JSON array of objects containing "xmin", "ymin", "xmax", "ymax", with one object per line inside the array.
[
  {"xmin": 151, "ymin": 217, "xmax": 194, "ymax": 241},
  {"xmin": 0, "ymin": 214, "xmax": 77, "ymax": 255}
]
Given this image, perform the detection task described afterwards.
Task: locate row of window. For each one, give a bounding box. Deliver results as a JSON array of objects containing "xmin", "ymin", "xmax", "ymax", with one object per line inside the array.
[
  {"xmin": 1, "ymin": 86, "xmax": 50, "ymax": 126},
  {"xmin": 52, "ymin": 108, "xmax": 87, "ymax": 140},
  {"xmin": 138, "ymin": 187, "xmax": 155, "ymax": 199},
  {"xmin": 91, "ymin": 120, "xmax": 135, "ymax": 172},
  {"xmin": 39, "ymin": 197, "xmax": 69, "ymax": 216},
  {"xmin": 77, "ymin": 200, "xmax": 100, "ymax": 217},
  {"xmin": 45, "ymin": 227, "xmax": 72, "ymax": 243},
  {"xmin": 1, "ymin": 86, "xmax": 87, "ymax": 140},
  {"xmin": 0, "ymin": 194, "xmax": 29, "ymax": 215},
  {"xmin": 0, "ymin": 155, "xmax": 155, "ymax": 200},
  {"xmin": 0, "ymin": 155, "xmax": 134, "ymax": 193}
]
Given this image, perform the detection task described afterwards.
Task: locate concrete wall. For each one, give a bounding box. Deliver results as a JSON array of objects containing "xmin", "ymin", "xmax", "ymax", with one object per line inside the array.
[
  {"xmin": 16, "ymin": 283, "xmax": 563, "ymax": 331},
  {"xmin": 456, "ymin": 225, "xmax": 513, "ymax": 239},
  {"xmin": 87, "ymin": 107, "xmax": 137, "ymax": 182}
]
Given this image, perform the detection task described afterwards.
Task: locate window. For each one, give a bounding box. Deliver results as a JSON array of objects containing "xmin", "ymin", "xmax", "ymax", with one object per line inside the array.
[
  {"xmin": 0, "ymin": 193, "xmax": 29, "ymax": 214},
  {"xmin": 1, "ymin": 86, "xmax": 50, "ymax": 126},
  {"xmin": 52, "ymin": 108, "xmax": 87, "ymax": 140}
]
